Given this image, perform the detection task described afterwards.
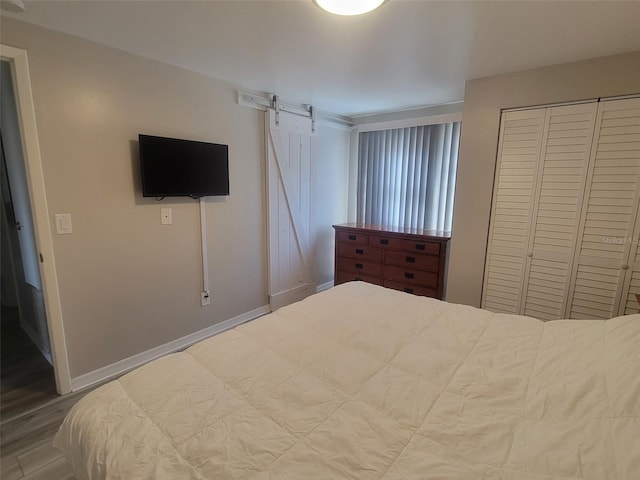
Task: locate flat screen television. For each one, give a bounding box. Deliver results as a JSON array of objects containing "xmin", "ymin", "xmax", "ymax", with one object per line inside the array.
[{"xmin": 139, "ymin": 134, "xmax": 229, "ymax": 198}]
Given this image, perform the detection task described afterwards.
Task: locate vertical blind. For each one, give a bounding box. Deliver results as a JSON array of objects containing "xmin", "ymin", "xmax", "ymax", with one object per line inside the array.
[{"xmin": 357, "ymin": 122, "xmax": 461, "ymax": 232}]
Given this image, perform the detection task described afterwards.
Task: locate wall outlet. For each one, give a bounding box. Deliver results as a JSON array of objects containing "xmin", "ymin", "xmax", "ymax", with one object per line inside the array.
[{"xmin": 201, "ymin": 290, "xmax": 211, "ymax": 306}]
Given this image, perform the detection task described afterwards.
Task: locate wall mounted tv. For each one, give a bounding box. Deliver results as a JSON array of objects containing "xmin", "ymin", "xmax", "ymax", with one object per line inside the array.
[{"xmin": 139, "ymin": 134, "xmax": 229, "ymax": 198}]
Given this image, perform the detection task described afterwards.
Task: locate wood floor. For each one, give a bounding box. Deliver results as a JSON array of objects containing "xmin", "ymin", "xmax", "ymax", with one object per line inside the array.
[
  {"xmin": 0, "ymin": 391, "xmax": 82, "ymax": 480},
  {"xmin": 1, "ymin": 305, "xmax": 58, "ymax": 421},
  {"xmin": 1, "ymin": 305, "xmax": 80, "ymax": 479}
]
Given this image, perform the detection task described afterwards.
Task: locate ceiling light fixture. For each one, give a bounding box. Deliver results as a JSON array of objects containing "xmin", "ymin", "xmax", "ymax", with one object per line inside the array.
[{"xmin": 314, "ymin": 0, "xmax": 386, "ymax": 16}]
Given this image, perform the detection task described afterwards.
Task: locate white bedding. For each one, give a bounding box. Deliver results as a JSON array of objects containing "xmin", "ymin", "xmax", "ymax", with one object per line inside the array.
[{"xmin": 55, "ymin": 282, "xmax": 640, "ymax": 479}]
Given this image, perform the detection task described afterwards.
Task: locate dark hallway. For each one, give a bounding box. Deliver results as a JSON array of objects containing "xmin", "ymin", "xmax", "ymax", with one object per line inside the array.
[{"xmin": 1, "ymin": 304, "xmax": 56, "ymax": 421}]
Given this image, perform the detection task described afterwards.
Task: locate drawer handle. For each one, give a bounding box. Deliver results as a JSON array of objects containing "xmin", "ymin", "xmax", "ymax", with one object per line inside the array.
[
  {"xmin": 380, "ymin": 239, "xmax": 389, "ymax": 245},
  {"xmin": 404, "ymin": 288, "xmax": 414, "ymax": 294},
  {"xmin": 355, "ymin": 248, "xmax": 364, "ymax": 255},
  {"xmin": 355, "ymin": 263, "xmax": 363, "ymax": 269},
  {"xmin": 415, "ymin": 244, "xmax": 425, "ymax": 251},
  {"xmin": 348, "ymin": 235, "xmax": 356, "ymax": 241},
  {"xmin": 406, "ymin": 256, "xmax": 415, "ymax": 263},
  {"xmin": 404, "ymin": 272, "xmax": 414, "ymax": 279}
]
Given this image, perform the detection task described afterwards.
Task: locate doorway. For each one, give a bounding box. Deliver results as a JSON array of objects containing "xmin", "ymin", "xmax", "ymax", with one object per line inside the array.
[{"xmin": 1, "ymin": 59, "xmax": 57, "ymax": 419}]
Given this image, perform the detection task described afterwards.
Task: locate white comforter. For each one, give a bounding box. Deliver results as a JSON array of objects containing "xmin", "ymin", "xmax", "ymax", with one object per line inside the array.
[{"xmin": 55, "ymin": 282, "xmax": 640, "ymax": 479}]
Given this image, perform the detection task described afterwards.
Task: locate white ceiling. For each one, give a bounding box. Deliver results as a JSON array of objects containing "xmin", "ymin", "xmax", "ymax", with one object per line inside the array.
[{"xmin": 4, "ymin": 0, "xmax": 640, "ymax": 117}]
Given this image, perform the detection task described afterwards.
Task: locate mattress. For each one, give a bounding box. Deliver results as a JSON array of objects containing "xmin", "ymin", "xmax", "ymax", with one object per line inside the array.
[{"xmin": 54, "ymin": 281, "xmax": 640, "ymax": 479}]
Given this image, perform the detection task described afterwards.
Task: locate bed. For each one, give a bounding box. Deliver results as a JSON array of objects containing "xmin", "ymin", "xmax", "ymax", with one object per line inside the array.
[{"xmin": 54, "ymin": 281, "xmax": 640, "ymax": 479}]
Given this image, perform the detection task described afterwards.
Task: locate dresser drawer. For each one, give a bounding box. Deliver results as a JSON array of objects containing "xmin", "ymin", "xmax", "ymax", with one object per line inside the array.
[
  {"xmin": 337, "ymin": 271, "xmax": 383, "ymax": 286},
  {"xmin": 337, "ymin": 243, "xmax": 383, "ymax": 262},
  {"xmin": 385, "ymin": 250, "xmax": 439, "ymax": 272},
  {"xmin": 368, "ymin": 235, "xmax": 404, "ymax": 250},
  {"xmin": 336, "ymin": 231, "xmax": 368, "ymax": 245},
  {"xmin": 401, "ymin": 239, "xmax": 440, "ymax": 255},
  {"xmin": 383, "ymin": 280, "xmax": 437, "ymax": 298},
  {"xmin": 337, "ymin": 258, "xmax": 383, "ymax": 276},
  {"xmin": 384, "ymin": 265, "xmax": 438, "ymax": 287}
]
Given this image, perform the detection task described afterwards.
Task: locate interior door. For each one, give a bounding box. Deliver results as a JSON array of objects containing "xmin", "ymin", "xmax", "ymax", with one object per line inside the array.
[
  {"xmin": 482, "ymin": 108, "xmax": 546, "ymax": 314},
  {"xmin": 520, "ymin": 103, "xmax": 597, "ymax": 320},
  {"xmin": 265, "ymin": 109, "xmax": 315, "ymax": 311},
  {"xmin": 619, "ymin": 205, "xmax": 640, "ymax": 315},
  {"xmin": 566, "ymin": 98, "xmax": 640, "ymax": 319},
  {"xmin": 0, "ymin": 59, "xmax": 51, "ymax": 361}
]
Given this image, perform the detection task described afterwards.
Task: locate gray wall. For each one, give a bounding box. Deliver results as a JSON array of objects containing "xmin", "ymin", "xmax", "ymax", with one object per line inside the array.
[
  {"xmin": 447, "ymin": 50, "xmax": 640, "ymax": 306},
  {"xmin": 0, "ymin": 18, "xmax": 350, "ymax": 379},
  {"xmin": 314, "ymin": 123, "xmax": 351, "ymax": 285}
]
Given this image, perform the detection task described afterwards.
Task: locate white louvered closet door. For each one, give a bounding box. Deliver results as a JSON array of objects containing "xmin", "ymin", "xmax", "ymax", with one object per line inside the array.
[
  {"xmin": 521, "ymin": 103, "xmax": 597, "ymax": 320},
  {"xmin": 620, "ymin": 207, "xmax": 640, "ymax": 315},
  {"xmin": 566, "ymin": 97, "xmax": 640, "ymax": 319},
  {"xmin": 482, "ymin": 109, "xmax": 545, "ymax": 314}
]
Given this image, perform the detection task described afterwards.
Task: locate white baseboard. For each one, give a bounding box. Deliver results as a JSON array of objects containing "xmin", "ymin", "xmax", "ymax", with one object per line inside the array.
[
  {"xmin": 316, "ymin": 281, "xmax": 334, "ymax": 293},
  {"xmin": 269, "ymin": 284, "xmax": 316, "ymax": 311},
  {"xmin": 70, "ymin": 304, "xmax": 270, "ymax": 392}
]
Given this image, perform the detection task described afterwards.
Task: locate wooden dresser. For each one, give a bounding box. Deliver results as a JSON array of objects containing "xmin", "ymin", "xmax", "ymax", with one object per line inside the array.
[{"xmin": 333, "ymin": 223, "xmax": 450, "ymax": 299}]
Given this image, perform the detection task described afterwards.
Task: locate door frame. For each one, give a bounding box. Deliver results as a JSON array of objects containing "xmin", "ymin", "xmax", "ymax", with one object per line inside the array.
[{"xmin": 1, "ymin": 44, "xmax": 71, "ymax": 394}]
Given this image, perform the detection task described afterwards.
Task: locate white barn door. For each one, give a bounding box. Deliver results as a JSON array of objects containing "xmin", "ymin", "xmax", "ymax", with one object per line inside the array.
[{"xmin": 265, "ymin": 109, "xmax": 315, "ymax": 311}]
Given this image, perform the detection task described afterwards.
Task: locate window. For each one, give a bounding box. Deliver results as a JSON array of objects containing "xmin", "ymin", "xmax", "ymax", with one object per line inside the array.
[{"xmin": 357, "ymin": 122, "xmax": 460, "ymax": 232}]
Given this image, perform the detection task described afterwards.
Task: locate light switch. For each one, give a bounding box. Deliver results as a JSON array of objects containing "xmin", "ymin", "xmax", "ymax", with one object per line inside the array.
[
  {"xmin": 55, "ymin": 213, "xmax": 73, "ymax": 234},
  {"xmin": 161, "ymin": 208, "xmax": 172, "ymax": 225}
]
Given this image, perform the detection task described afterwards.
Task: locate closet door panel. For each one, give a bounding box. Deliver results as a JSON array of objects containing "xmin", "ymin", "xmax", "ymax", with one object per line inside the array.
[
  {"xmin": 568, "ymin": 98, "xmax": 640, "ymax": 319},
  {"xmin": 616, "ymin": 111, "xmax": 640, "ymax": 315},
  {"xmin": 482, "ymin": 109, "xmax": 545, "ymax": 314},
  {"xmin": 623, "ymin": 246, "xmax": 640, "ymax": 315},
  {"xmin": 522, "ymin": 103, "xmax": 597, "ymax": 320},
  {"xmin": 620, "ymin": 206, "xmax": 640, "ymax": 315}
]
